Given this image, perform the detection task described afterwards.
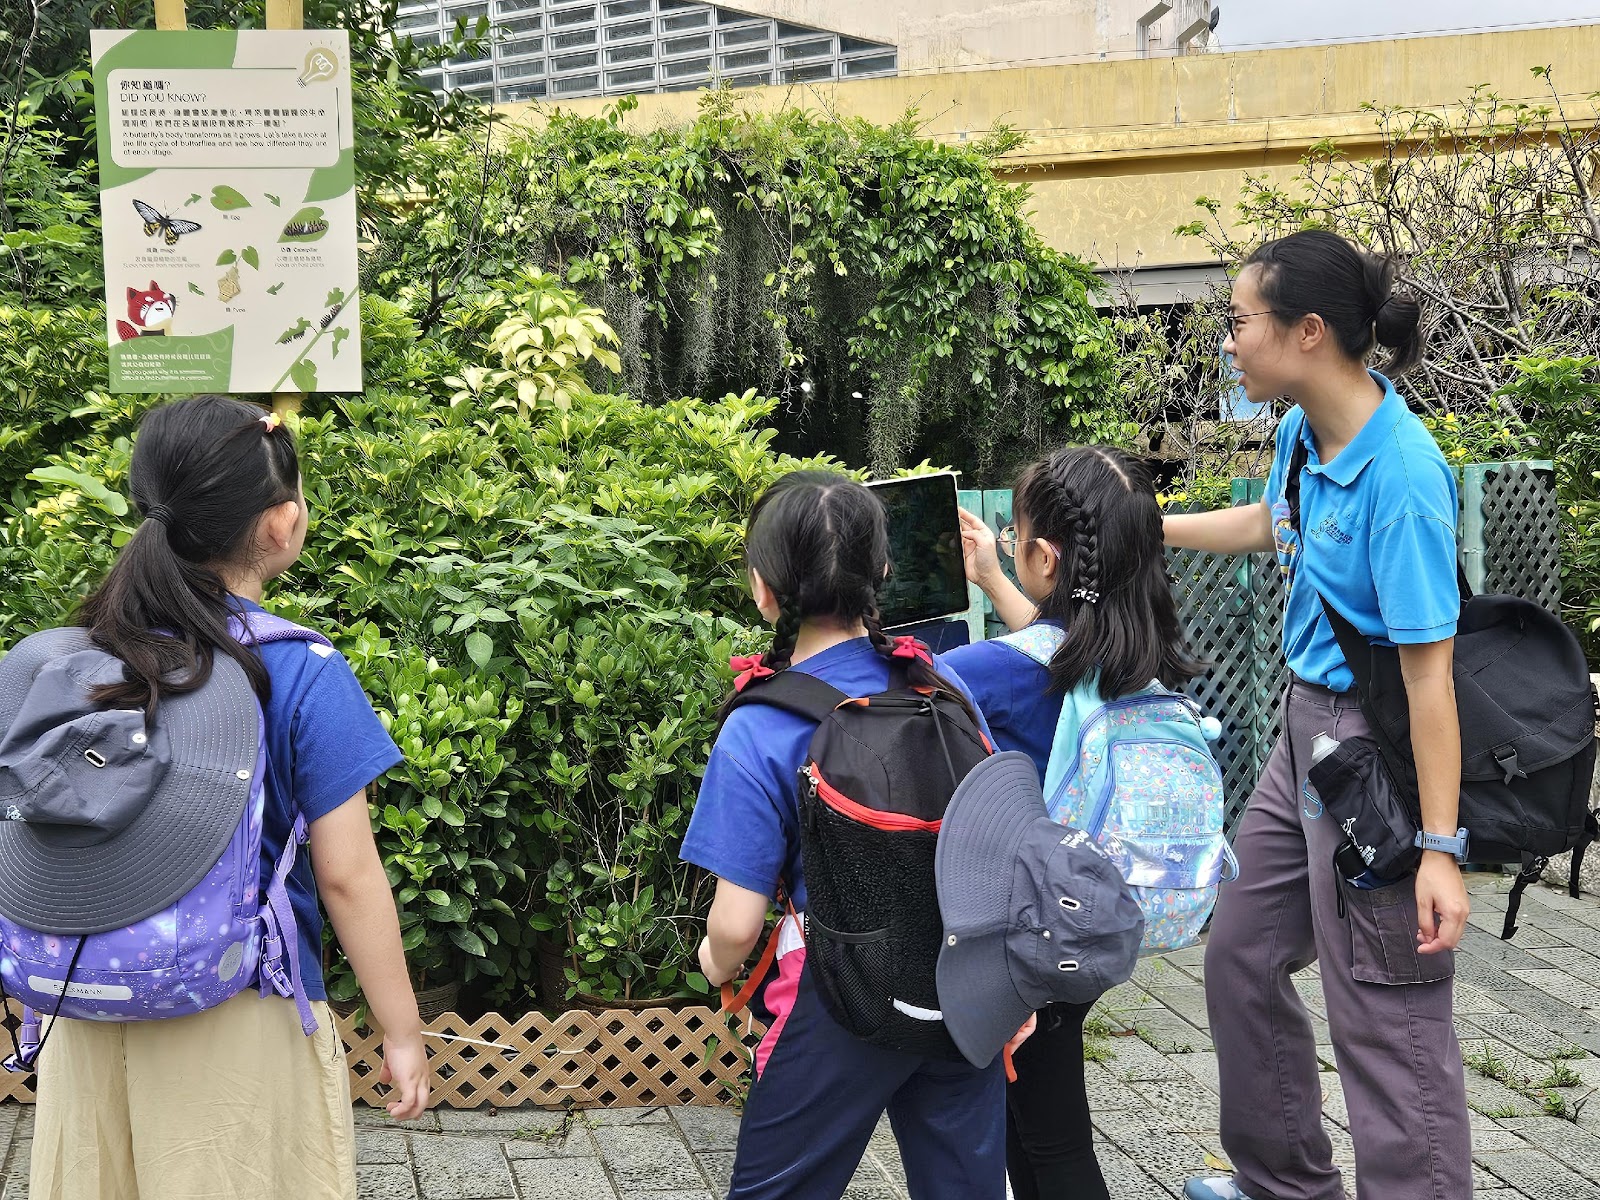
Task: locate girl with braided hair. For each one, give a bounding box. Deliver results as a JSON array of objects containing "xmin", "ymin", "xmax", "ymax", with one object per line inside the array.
[
  {"xmin": 952, "ymin": 445, "xmax": 1204, "ymax": 1200},
  {"xmin": 681, "ymin": 470, "xmax": 1012, "ymax": 1199}
]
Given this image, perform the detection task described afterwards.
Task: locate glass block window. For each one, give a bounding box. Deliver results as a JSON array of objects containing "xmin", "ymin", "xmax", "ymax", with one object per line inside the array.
[
  {"xmin": 661, "ymin": 33, "xmax": 712, "ymax": 55},
  {"xmin": 720, "ymin": 47, "xmax": 769, "ymax": 70},
  {"xmin": 606, "ymin": 41, "xmax": 655, "ymax": 63},
  {"xmin": 404, "ymin": 0, "xmax": 894, "ymax": 102}
]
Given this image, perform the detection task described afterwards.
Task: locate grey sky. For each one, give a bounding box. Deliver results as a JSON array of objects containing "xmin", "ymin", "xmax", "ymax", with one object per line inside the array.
[{"xmin": 1213, "ymin": 0, "xmax": 1600, "ymax": 50}]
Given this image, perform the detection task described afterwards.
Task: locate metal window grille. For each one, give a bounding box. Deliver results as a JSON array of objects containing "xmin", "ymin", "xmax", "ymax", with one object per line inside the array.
[{"xmin": 397, "ymin": 0, "xmax": 896, "ymax": 101}]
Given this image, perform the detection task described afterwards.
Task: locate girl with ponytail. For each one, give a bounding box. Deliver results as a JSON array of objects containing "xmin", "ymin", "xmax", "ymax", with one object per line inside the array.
[
  {"xmin": 1165, "ymin": 230, "xmax": 1470, "ymax": 1200},
  {"xmin": 953, "ymin": 445, "xmax": 1203, "ymax": 1200},
  {"xmin": 683, "ymin": 470, "xmax": 1008, "ymax": 1199},
  {"xmin": 29, "ymin": 396, "xmax": 427, "ymax": 1200}
]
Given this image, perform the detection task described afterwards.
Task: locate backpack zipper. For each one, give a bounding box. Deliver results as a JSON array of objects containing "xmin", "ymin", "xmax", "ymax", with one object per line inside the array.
[{"xmin": 806, "ymin": 763, "xmax": 943, "ymax": 833}]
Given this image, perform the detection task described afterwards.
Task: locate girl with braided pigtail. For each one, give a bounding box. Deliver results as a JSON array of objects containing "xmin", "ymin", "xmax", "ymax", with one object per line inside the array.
[
  {"xmin": 950, "ymin": 445, "xmax": 1204, "ymax": 1200},
  {"xmin": 686, "ymin": 470, "xmax": 1012, "ymax": 1200}
]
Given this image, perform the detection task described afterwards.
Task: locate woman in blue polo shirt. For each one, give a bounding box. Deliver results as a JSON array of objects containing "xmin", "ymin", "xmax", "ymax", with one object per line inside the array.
[{"xmin": 1167, "ymin": 231, "xmax": 1471, "ymax": 1200}]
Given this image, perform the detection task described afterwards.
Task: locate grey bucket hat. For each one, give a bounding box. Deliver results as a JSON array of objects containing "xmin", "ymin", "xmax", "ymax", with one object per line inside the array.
[
  {"xmin": 0, "ymin": 628, "xmax": 260, "ymax": 936},
  {"xmin": 935, "ymin": 751, "xmax": 1144, "ymax": 1070}
]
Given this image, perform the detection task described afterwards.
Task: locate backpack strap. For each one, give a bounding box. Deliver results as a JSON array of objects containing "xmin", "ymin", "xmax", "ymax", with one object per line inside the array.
[
  {"xmin": 719, "ymin": 892, "xmax": 801, "ymax": 1017},
  {"xmin": 995, "ymin": 623, "xmax": 1066, "ymax": 668},
  {"xmin": 722, "ymin": 670, "xmax": 849, "ymax": 726},
  {"xmin": 231, "ymin": 608, "xmax": 331, "ymax": 1037}
]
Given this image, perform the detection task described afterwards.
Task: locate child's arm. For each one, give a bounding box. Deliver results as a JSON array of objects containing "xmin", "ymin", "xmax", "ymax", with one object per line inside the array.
[
  {"xmin": 696, "ymin": 878, "xmax": 771, "ymax": 987},
  {"xmin": 959, "ymin": 507, "xmax": 1037, "ymax": 632},
  {"xmin": 1163, "ymin": 500, "xmax": 1274, "ymax": 554},
  {"xmin": 310, "ymin": 792, "xmax": 431, "ymax": 1120}
]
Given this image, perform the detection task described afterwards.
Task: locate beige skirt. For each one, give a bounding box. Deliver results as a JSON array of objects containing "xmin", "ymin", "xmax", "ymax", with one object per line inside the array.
[{"xmin": 29, "ymin": 992, "xmax": 355, "ymax": 1200}]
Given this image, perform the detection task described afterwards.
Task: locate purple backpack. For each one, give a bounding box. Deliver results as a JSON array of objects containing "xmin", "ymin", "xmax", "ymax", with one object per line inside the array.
[{"xmin": 0, "ymin": 611, "xmax": 327, "ymax": 1071}]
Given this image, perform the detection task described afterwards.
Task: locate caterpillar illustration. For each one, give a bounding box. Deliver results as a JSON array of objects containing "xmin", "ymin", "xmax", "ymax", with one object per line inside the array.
[
  {"xmin": 319, "ymin": 301, "xmax": 345, "ymax": 330},
  {"xmin": 282, "ymin": 218, "xmax": 328, "ymax": 237}
]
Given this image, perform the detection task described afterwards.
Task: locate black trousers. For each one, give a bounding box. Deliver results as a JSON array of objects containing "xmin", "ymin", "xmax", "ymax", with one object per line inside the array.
[{"xmin": 1004, "ymin": 1001, "xmax": 1109, "ymax": 1200}]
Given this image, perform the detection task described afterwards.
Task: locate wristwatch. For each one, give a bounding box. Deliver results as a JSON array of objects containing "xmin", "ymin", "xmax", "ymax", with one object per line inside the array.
[{"xmin": 1414, "ymin": 827, "xmax": 1470, "ymax": 863}]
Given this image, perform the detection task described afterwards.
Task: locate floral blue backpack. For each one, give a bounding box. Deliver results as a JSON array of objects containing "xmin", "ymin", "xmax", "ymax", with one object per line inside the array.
[{"xmin": 999, "ymin": 625, "xmax": 1236, "ymax": 953}]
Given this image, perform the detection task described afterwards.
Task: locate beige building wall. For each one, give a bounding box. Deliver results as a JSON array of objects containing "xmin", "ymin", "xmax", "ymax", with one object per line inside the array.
[
  {"xmin": 502, "ymin": 24, "xmax": 1600, "ymax": 275},
  {"xmin": 717, "ymin": 0, "xmax": 1217, "ymax": 71}
]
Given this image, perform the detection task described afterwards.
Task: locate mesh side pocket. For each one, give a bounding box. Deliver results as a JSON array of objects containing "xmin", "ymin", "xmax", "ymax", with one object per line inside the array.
[
  {"xmin": 806, "ymin": 915, "xmax": 894, "ymax": 1037},
  {"xmin": 801, "ymin": 798, "xmax": 904, "ymax": 1038}
]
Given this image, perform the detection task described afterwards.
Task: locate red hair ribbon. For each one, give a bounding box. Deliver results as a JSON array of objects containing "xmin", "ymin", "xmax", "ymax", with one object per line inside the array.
[
  {"xmin": 890, "ymin": 636, "xmax": 932, "ymax": 664},
  {"xmin": 730, "ymin": 653, "xmax": 775, "ymax": 692}
]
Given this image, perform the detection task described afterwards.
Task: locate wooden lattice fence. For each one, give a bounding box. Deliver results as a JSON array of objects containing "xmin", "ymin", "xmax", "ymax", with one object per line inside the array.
[{"xmin": 0, "ymin": 1001, "xmax": 757, "ymax": 1109}]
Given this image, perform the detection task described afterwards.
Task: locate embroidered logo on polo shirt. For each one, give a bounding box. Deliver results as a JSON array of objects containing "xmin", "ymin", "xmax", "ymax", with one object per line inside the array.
[{"xmin": 1314, "ymin": 515, "xmax": 1354, "ymax": 545}]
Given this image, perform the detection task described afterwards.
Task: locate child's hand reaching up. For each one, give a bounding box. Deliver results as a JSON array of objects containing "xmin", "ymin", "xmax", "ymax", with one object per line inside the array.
[{"xmin": 958, "ymin": 508, "xmax": 1002, "ymax": 587}]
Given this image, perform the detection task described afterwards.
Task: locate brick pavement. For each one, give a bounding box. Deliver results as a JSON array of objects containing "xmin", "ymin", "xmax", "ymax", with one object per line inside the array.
[{"xmin": 8, "ymin": 875, "xmax": 1600, "ymax": 1198}]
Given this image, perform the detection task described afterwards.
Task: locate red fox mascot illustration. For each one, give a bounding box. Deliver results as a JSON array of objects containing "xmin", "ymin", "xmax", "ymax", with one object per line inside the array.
[{"xmin": 116, "ymin": 281, "xmax": 177, "ymax": 341}]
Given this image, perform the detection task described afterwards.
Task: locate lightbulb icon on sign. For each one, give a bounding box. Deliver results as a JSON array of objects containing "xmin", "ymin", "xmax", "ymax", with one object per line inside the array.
[{"xmin": 297, "ymin": 48, "xmax": 338, "ymax": 87}]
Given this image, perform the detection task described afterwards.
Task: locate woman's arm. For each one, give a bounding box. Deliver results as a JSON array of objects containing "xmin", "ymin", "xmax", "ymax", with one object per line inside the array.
[
  {"xmin": 1396, "ymin": 639, "xmax": 1470, "ymax": 955},
  {"xmin": 696, "ymin": 878, "xmax": 771, "ymax": 986},
  {"xmin": 310, "ymin": 793, "xmax": 431, "ymax": 1119},
  {"xmin": 1163, "ymin": 500, "xmax": 1275, "ymax": 554},
  {"xmin": 958, "ymin": 508, "xmax": 1037, "ymax": 633}
]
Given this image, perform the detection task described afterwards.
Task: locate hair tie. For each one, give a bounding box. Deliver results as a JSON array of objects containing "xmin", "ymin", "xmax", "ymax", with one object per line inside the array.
[
  {"xmin": 730, "ymin": 653, "xmax": 776, "ymax": 692},
  {"xmin": 890, "ymin": 635, "xmax": 932, "ymax": 663},
  {"xmin": 1070, "ymin": 587, "xmax": 1100, "ymax": 604},
  {"xmin": 144, "ymin": 503, "xmax": 174, "ymax": 529},
  {"xmin": 260, "ymin": 411, "xmax": 282, "ymax": 433}
]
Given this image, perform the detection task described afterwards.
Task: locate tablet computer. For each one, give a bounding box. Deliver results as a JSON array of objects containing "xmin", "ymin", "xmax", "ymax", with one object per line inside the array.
[{"xmin": 867, "ymin": 472, "xmax": 970, "ymax": 630}]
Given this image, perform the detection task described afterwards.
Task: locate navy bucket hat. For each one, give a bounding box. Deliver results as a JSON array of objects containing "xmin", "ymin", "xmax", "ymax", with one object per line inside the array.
[{"xmin": 935, "ymin": 751, "xmax": 1144, "ymax": 1069}]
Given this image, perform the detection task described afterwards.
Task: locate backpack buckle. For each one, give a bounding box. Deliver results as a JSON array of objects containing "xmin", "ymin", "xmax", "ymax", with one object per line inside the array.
[{"xmin": 1493, "ymin": 746, "xmax": 1528, "ymax": 785}]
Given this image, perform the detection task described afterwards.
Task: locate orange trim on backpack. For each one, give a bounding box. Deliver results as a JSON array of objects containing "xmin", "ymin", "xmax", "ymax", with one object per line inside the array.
[{"xmin": 810, "ymin": 764, "xmax": 943, "ymax": 833}]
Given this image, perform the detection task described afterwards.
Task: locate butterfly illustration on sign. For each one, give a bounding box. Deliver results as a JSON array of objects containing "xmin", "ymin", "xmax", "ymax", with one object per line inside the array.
[{"xmin": 133, "ymin": 199, "xmax": 203, "ymax": 246}]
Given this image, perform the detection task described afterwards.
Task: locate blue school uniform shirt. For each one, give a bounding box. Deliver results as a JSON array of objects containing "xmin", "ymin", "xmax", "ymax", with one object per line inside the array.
[
  {"xmin": 1263, "ymin": 371, "xmax": 1460, "ymax": 694},
  {"xmin": 681, "ymin": 637, "xmax": 990, "ymax": 911},
  {"xmin": 938, "ymin": 623, "xmax": 1064, "ymax": 777},
  {"xmin": 239, "ymin": 598, "xmax": 403, "ymax": 1000}
]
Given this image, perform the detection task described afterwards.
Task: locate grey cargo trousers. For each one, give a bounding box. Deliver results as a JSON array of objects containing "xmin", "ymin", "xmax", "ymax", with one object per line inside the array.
[{"xmin": 1205, "ymin": 681, "xmax": 1471, "ymax": 1200}]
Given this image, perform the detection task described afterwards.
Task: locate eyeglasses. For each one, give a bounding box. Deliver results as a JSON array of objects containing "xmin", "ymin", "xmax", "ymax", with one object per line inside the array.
[
  {"xmin": 1224, "ymin": 310, "xmax": 1276, "ymax": 336},
  {"xmin": 998, "ymin": 525, "xmax": 1059, "ymax": 560}
]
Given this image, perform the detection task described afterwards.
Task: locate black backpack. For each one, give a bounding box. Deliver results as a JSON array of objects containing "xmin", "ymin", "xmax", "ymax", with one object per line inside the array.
[
  {"xmin": 1287, "ymin": 441, "xmax": 1599, "ymax": 938},
  {"xmin": 725, "ymin": 658, "xmax": 992, "ymax": 1058}
]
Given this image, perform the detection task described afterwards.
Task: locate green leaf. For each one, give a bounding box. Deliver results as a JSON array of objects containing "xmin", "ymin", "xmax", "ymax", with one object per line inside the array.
[
  {"xmin": 28, "ymin": 466, "xmax": 129, "ymax": 516},
  {"xmin": 216, "ymin": 249, "xmax": 237, "ymax": 265},
  {"xmin": 448, "ymin": 928, "xmax": 488, "ymax": 957},
  {"xmin": 242, "ymin": 246, "xmax": 260, "ymax": 271},
  {"xmin": 465, "ymin": 630, "xmax": 494, "ymax": 668}
]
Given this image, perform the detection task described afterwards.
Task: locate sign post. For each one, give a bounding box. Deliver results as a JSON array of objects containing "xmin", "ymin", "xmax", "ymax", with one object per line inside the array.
[{"xmin": 93, "ymin": 13, "xmax": 357, "ymax": 405}]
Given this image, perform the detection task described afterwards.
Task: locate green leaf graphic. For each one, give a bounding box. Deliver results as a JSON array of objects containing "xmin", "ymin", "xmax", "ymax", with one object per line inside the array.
[
  {"xmin": 288, "ymin": 358, "xmax": 318, "ymax": 392},
  {"xmin": 330, "ymin": 327, "xmax": 350, "ymax": 358},
  {"xmin": 210, "ymin": 185, "xmax": 250, "ymax": 211},
  {"xmin": 216, "ymin": 249, "xmax": 236, "ymax": 266},
  {"xmin": 242, "ymin": 246, "xmax": 260, "ymax": 271}
]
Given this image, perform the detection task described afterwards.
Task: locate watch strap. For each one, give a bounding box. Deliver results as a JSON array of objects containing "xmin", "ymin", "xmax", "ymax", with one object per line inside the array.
[{"xmin": 1414, "ymin": 827, "xmax": 1470, "ymax": 862}]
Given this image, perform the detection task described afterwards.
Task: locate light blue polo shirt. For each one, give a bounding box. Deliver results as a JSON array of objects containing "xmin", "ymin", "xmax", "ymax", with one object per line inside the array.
[{"xmin": 1264, "ymin": 371, "xmax": 1459, "ymax": 693}]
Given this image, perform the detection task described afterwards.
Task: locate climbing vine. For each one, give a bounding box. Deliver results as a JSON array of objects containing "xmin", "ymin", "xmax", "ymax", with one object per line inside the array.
[{"xmin": 367, "ymin": 92, "xmax": 1121, "ymax": 480}]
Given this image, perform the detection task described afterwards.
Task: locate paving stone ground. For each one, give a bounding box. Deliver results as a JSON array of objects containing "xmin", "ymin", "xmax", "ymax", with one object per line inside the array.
[{"xmin": 9, "ymin": 875, "xmax": 1600, "ymax": 1197}]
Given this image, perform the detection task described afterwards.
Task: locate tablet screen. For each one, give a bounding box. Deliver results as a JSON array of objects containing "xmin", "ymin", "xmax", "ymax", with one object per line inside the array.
[{"xmin": 868, "ymin": 473, "xmax": 970, "ymax": 629}]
